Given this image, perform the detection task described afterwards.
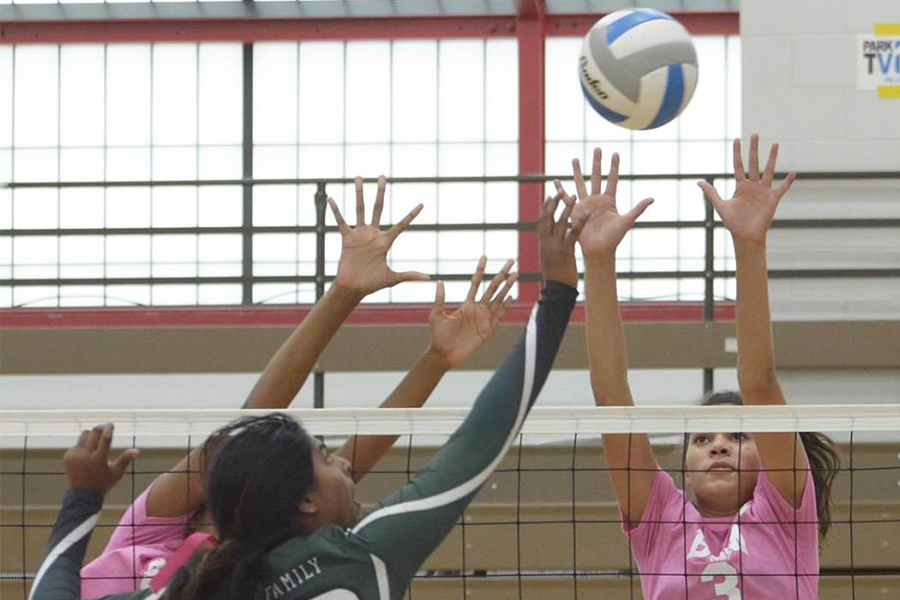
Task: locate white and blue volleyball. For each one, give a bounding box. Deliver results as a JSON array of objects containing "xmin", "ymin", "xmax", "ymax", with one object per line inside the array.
[{"xmin": 579, "ymin": 9, "xmax": 698, "ymax": 130}]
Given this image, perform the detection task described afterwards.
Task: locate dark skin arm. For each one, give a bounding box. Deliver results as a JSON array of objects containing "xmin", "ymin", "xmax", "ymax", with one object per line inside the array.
[
  {"xmin": 337, "ymin": 256, "xmax": 517, "ymax": 481},
  {"xmin": 65, "ymin": 423, "xmax": 139, "ymax": 497},
  {"xmin": 146, "ymin": 176, "xmax": 428, "ymax": 517}
]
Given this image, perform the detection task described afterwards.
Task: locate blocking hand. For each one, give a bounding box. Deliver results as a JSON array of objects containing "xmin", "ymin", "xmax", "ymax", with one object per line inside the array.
[
  {"xmin": 698, "ymin": 134, "xmax": 796, "ymax": 245},
  {"xmin": 64, "ymin": 424, "xmax": 139, "ymax": 497},
  {"xmin": 329, "ymin": 175, "xmax": 430, "ymax": 296},
  {"xmin": 568, "ymin": 148, "xmax": 653, "ymax": 258},
  {"xmin": 429, "ymin": 256, "xmax": 517, "ymax": 368},
  {"xmin": 538, "ymin": 188, "xmax": 583, "ymax": 288}
]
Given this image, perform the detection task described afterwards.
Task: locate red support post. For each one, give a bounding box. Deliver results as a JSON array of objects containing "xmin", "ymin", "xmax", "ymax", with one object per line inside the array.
[{"xmin": 516, "ymin": 0, "xmax": 546, "ymax": 304}]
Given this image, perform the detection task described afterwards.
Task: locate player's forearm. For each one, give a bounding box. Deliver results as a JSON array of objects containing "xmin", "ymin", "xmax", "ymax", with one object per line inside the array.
[
  {"xmin": 336, "ymin": 347, "xmax": 450, "ymax": 481},
  {"xmin": 379, "ymin": 346, "xmax": 451, "ymax": 410},
  {"xmin": 584, "ymin": 255, "xmax": 634, "ymax": 406},
  {"xmin": 448, "ymin": 281, "xmax": 577, "ymax": 460},
  {"xmin": 244, "ymin": 285, "xmax": 364, "ymax": 409},
  {"xmin": 30, "ymin": 489, "xmax": 101, "ymax": 600},
  {"xmin": 734, "ymin": 240, "xmax": 782, "ymax": 402},
  {"xmin": 350, "ymin": 282, "xmax": 576, "ymax": 587}
]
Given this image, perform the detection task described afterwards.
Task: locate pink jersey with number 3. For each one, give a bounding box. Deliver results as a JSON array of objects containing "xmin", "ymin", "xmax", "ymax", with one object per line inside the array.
[{"xmin": 623, "ymin": 469, "xmax": 819, "ymax": 600}]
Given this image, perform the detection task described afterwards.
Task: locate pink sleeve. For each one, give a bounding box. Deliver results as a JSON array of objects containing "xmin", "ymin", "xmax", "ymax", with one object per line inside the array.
[
  {"xmin": 103, "ymin": 484, "xmax": 191, "ymax": 552},
  {"xmin": 620, "ymin": 469, "xmax": 684, "ymax": 561},
  {"xmin": 752, "ymin": 470, "xmax": 818, "ymax": 533}
]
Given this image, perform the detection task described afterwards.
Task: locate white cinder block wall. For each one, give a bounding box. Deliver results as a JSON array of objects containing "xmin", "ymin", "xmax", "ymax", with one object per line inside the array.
[{"xmin": 741, "ymin": 0, "xmax": 900, "ymax": 321}]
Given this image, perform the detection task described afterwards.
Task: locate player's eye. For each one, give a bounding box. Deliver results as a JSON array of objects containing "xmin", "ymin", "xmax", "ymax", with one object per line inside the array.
[{"xmin": 693, "ymin": 434, "xmax": 708, "ymax": 444}]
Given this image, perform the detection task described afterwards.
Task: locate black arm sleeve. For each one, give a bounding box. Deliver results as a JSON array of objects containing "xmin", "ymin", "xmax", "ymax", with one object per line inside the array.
[
  {"xmin": 29, "ymin": 488, "xmax": 102, "ymax": 600},
  {"xmin": 351, "ymin": 281, "xmax": 577, "ymax": 594}
]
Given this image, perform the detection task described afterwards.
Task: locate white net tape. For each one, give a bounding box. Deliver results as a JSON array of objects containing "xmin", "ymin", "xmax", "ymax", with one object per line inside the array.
[{"xmin": 2, "ymin": 405, "xmax": 899, "ymax": 439}]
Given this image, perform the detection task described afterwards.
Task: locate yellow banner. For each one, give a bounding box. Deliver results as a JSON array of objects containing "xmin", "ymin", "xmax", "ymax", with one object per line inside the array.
[
  {"xmin": 877, "ymin": 85, "xmax": 900, "ymax": 98},
  {"xmin": 874, "ymin": 23, "xmax": 900, "ymax": 36}
]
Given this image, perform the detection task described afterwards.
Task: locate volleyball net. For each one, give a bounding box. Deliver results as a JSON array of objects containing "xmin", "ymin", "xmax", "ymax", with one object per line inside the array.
[{"xmin": 2, "ymin": 405, "xmax": 899, "ymax": 600}]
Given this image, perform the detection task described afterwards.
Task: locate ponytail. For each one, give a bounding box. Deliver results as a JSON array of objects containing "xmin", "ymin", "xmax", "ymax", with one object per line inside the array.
[{"xmin": 798, "ymin": 431, "xmax": 839, "ymax": 540}]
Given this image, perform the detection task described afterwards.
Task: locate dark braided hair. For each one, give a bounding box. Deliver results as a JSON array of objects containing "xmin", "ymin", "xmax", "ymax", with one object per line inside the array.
[
  {"xmin": 682, "ymin": 391, "xmax": 840, "ymax": 542},
  {"xmin": 165, "ymin": 413, "xmax": 317, "ymax": 600}
]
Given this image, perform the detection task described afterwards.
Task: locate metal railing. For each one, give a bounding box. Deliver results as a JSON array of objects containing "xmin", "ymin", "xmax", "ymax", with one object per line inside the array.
[{"xmin": 3, "ymin": 170, "xmax": 900, "ymax": 401}]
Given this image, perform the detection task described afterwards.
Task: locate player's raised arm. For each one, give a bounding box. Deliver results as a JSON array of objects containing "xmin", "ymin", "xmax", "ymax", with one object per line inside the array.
[
  {"xmin": 350, "ymin": 198, "xmax": 582, "ymax": 597},
  {"xmin": 567, "ymin": 148, "xmax": 657, "ymax": 526},
  {"xmin": 30, "ymin": 425, "xmax": 139, "ymax": 600},
  {"xmin": 146, "ymin": 176, "xmax": 428, "ymax": 518},
  {"xmin": 335, "ymin": 257, "xmax": 517, "ymax": 481},
  {"xmin": 697, "ymin": 134, "xmax": 808, "ymax": 505}
]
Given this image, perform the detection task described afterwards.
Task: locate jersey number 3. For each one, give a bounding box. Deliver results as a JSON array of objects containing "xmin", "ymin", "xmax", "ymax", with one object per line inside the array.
[{"xmin": 700, "ymin": 561, "xmax": 741, "ymax": 600}]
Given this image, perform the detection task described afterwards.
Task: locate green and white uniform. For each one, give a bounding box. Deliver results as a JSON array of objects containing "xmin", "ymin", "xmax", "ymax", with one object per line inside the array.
[{"xmin": 30, "ymin": 281, "xmax": 577, "ymax": 600}]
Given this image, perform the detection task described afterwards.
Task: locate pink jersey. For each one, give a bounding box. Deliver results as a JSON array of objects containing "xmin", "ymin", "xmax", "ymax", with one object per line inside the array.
[
  {"xmin": 624, "ymin": 469, "xmax": 819, "ymax": 600},
  {"xmin": 81, "ymin": 485, "xmax": 190, "ymax": 597}
]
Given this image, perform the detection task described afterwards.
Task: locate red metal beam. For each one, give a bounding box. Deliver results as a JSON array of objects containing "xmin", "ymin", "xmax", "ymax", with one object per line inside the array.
[
  {"xmin": 516, "ymin": 9, "xmax": 545, "ymax": 305},
  {"xmin": 0, "ymin": 302, "xmax": 736, "ymax": 328},
  {"xmin": 0, "ymin": 16, "xmax": 518, "ymax": 45},
  {"xmin": 546, "ymin": 12, "xmax": 739, "ymax": 36},
  {"xmin": 516, "ymin": 0, "xmax": 545, "ymax": 21},
  {"xmin": 0, "ymin": 13, "xmax": 737, "ymax": 45}
]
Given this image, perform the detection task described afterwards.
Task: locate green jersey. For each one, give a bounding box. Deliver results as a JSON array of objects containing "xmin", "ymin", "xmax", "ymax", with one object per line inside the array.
[{"xmin": 30, "ymin": 282, "xmax": 577, "ymax": 600}]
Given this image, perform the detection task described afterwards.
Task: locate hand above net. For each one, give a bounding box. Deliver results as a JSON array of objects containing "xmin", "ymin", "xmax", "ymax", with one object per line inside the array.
[
  {"xmin": 428, "ymin": 256, "xmax": 517, "ymax": 369},
  {"xmin": 328, "ymin": 175, "xmax": 430, "ymax": 297},
  {"xmin": 64, "ymin": 423, "xmax": 139, "ymax": 497},
  {"xmin": 564, "ymin": 148, "xmax": 653, "ymax": 258},
  {"xmin": 698, "ymin": 134, "xmax": 796, "ymax": 248},
  {"xmin": 538, "ymin": 186, "xmax": 583, "ymax": 288}
]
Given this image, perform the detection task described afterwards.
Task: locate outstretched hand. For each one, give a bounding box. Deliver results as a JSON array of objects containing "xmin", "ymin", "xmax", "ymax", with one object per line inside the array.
[
  {"xmin": 538, "ymin": 188, "xmax": 583, "ymax": 288},
  {"xmin": 64, "ymin": 424, "xmax": 139, "ymax": 497},
  {"xmin": 329, "ymin": 176, "xmax": 430, "ymax": 296},
  {"xmin": 429, "ymin": 256, "xmax": 517, "ymax": 368},
  {"xmin": 698, "ymin": 134, "xmax": 796, "ymax": 245},
  {"xmin": 567, "ymin": 148, "xmax": 653, "ymax": 258}
]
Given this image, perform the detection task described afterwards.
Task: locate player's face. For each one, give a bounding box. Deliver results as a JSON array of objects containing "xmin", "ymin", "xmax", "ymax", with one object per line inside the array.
[
  {"xmin": 684, "ymin": 431, "xmax": 761, "ymax": 516},
  {"xmin": 307, "ymin": 439, "xmax": 362, "ymax": 529}
]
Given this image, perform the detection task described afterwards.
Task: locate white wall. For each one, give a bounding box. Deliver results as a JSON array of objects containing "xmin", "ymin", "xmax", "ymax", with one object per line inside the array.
[
  {"xmin": 742, "ymin": 0, "xmax": 900, "ymax": 170},
  {"xmin": 2, "ymin": 368, "xmax": 897, "ymax": 410},
  {"xmin": 741, "ymin": 0, "xmax": 900, "ymax": 320}
]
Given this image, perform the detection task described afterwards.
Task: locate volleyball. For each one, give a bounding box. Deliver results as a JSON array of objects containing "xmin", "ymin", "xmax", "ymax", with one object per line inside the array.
[{"xmin": 579, "ymin": 8, "xmax": 698, "ymax": 130}]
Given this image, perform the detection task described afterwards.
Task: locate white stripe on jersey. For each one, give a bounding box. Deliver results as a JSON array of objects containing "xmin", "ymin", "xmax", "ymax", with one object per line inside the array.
[
  {"xmin": 352, "ymin": 304, "xmax": 538, "ymax": 534},
  {"xmin": 28, "ymin": 512, "xmax": 99, "ymax": 600},
  {"xmin": 370, "ymin": 554, "xmax": 389, "ymax": 600}
]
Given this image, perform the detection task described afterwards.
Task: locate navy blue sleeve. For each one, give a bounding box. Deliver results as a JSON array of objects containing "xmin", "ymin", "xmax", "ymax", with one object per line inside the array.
[
  {"xmin": 29, "ymin": 488, "xmax": 101, "ymax": 600},
  {"xmin": 350, "ymin": 281, "xmax": 578, "ymax": 594},
  {"xmin": 28, "ymin": 489, "xmax": 151, "ymax": 600}
]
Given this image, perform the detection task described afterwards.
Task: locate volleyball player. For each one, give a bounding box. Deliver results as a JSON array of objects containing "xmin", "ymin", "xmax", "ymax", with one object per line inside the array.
[
  {"xmin": 567, "ymin": 138, "xmax": 837, "ymax": 599},
  {"xmin": 80, "ymin": 175, "xmax": 517, "ymax": 595},
  {"xmin": 30, "ymin": 191, "xmax": 583, "ymax": 600}
]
